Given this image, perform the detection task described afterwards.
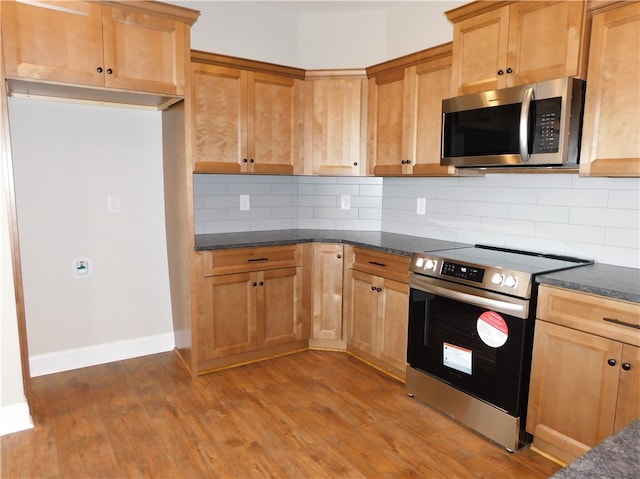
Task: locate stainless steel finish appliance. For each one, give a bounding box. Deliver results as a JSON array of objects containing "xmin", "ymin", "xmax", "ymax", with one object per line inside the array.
[
  {"xmin": 441, "ymin": 77, "xmax": 586, "ymax": 168},
  {"xmin": 406, "ymin": 245, "xmax": 592, "ymax": 451}
]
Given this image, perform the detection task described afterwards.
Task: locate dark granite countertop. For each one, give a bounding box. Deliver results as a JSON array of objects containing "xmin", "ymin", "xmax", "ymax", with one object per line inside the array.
[
  {"xmin": 550, "ymin": 419, "xmax": 640, "ymax": 479},
  {"xmin": 536, "ymin": 263, "xmax": 640, "ymax": 304},
  {"xmin": 195, "ymin": 230, "xmax": 639, "ymax": 304},
  {"xmin": 195, "ymin": 229, "xmax": 469, "ymax": 257}
]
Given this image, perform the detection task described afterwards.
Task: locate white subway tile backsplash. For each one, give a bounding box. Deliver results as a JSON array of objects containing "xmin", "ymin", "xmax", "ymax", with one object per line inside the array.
[{"xmin": 192, "ymin": 173, "xmax": 639, "ymax": 268}]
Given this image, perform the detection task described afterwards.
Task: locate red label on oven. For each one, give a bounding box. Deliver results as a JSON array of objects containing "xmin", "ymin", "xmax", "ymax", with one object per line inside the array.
[{"xmin": 477, "ymin": 311, "xmax": 508, "ymax": 348}]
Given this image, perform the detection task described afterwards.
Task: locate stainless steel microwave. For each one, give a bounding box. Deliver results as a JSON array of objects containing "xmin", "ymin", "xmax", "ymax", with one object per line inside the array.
[{"xmin": 441, "ymin": 77, "xmax": 586, "ymax": 168}]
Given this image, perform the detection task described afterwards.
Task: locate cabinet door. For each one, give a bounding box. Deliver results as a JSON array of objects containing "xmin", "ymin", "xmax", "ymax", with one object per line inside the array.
[
  {"xmin": 347, "ymin": 270, "xmax": 377, "ymax": 354},
  {"xmin": 191, "ymin": 63, "xmax": 245, "ymax": 173},
  {"xmin": 2, "ymin": 0, "xmax": 104, "ymax": 86},
  {"xmin": 311, "ymin": 244, "xmax": 344, "ymax": 341},
  {"xmin": 247, "ymin": 72, "xmax": 303, "ymax": 175},
  {"xmin": 306, "ymin": 77, "xmax": 365, "ymax": 176},
  {"xmin": 376, "ymin": 277, "xmax": 409, "ymax": 373},
  {"xmin": 506, "ymin": 1, "xmax": 587, "ymax": 86},
  {"xmin": 615, "ymin": 344, "xmax": 640, "ymax": 432},
  {"xmin": 200, "ymin": 273, "xmax": 257, "ymax": 361},
  {"xmin": 579, "ymin": 2, "xmax": 640, "ymax": 177},
  {"xmin": 527, "ymin": 321, "xmax": 621, "ymax": 463},
  {"xmin": 367, "ymin": 70, "xmax": 407, "ymax": 175},
  {"xmin": 450, "ymin": 6, "xmax": 510, "ymax": 95},
  {"xmin": 102, "ymin": 6, "xmax": 186, "ymax": 95},
  {"xmin": 411, "ymin": 59, "xmax": 457, "ymax": 176},
  {"xmin": 259, "ymin": 267, "xmax": 306, "ymax": 349}
]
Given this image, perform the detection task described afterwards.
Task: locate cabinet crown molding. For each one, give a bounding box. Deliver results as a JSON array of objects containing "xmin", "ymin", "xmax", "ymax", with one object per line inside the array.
[
  {"xmin": 191, "ymin": 50, "xmax": 306, "ymax": 80},
  {"xmin": 445, "ymin": 1, "xmax": 514, "ymax": 23},
  {"xmin": 366, "ymin": 42, "xmax": 452, "ymax": 78},
  {"xmin": 94, "ymin": 1, "xmax": 200, "ymax": 25}
]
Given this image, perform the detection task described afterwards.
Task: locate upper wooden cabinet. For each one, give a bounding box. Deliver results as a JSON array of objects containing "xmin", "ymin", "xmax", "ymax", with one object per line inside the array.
[
  {"xmin": 191, "ymin": 51, "xmax": 305, "ymax": 175},
  {"xmin": 580, "ymin": 1, "xmax": 640, "ymax": 177},
  {"xmin": 447, "ymin": 1, "xmax": 589, "ymax": 95},
  {"xmin": 1, "ymin": 0, "xmax": 198, "ymax": 106},
  {"xmin": 366, "ymin": 43, "xmax": 463, "ymax": 177},
  {"xmin": 304, "ymin": 70, "xmax": 367, "ymax": 176}
]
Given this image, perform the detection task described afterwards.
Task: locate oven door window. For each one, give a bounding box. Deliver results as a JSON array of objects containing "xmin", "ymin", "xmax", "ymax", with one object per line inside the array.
[{"xmin": 407, "ymin": 288, "xmax": 531, "ymax": 416}]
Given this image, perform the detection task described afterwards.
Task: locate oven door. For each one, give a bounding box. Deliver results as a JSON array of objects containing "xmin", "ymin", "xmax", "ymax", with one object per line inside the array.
[{"xmin": 407, "ymin": 275, "xmax": 534, "ymax": 416}]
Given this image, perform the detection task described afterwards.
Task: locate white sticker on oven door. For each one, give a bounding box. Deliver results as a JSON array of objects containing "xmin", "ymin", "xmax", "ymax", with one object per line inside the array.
[
  {"xmin": 477, "ymin": 311, "xmax": 509, "ymax": 348},
  {"xmin": 443, "ymin": 343, "xmax": 472, "ymax": 375}
]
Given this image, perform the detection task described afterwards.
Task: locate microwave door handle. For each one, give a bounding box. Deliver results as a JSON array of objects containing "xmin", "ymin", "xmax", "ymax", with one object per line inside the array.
[{"xmin": 519, "ymin": 88, "xmax": 534, "ymax": 163}]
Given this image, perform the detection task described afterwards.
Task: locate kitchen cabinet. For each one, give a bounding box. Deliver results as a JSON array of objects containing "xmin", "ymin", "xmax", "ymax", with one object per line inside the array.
[
  {"xmin": 579, "ymin": 1, "xmax": 640, "ymax": 177},
  {"xmin": 308, "ymin": 243, "xmax": 346, "ymax": 350},
  {"xmin": 191, "ymin": 51, "xmax": 305, "ymax": 175},
  {"xmin": 344, "ymin": 246, "xmax": 410, "ymax": 379},
  {"xmin": 527, "ymin": 285, "xmax": 640, "ymax": 464},
  {"xmin": 366, "ymin": 43, "xmax": 462, "ymax": 177},
  {"xmin": 1, "ymin": 0, "xmax": 194, "ymax": 105},
  {"xmin": 446, "ymin": 1, "xmax": 589, "ymax": 95},
  {"xmin": 304, "ymin": 70, "xmax": 367, "ymax": 176},
  {"xmin": 197, "ymin": 245, "xmax": 308, "ymax": 374}
]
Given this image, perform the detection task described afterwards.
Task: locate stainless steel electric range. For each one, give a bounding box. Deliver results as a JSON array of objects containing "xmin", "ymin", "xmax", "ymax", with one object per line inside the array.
[{"xmin": 406, "ymin": 244, "xmax": 592, "ymax": 451}]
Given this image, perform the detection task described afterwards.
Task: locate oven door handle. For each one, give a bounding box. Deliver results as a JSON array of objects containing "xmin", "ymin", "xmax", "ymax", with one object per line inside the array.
[{"xmin": 415, "ymin": 281, "xmax": 527, "ymax": 317}]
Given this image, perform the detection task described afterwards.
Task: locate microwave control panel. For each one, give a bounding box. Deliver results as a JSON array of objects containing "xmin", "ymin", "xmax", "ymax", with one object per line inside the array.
[{"xmin": 533, "ymin": 97, "xmax": 561, "ymax": 153}]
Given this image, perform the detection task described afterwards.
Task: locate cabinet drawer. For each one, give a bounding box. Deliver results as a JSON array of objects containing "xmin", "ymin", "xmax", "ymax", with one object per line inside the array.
[
  {"xmin": 203, "ymin": 245, "xmax": 301, "ymax": 276},
  {"xmin": 351, "ymin": 247, "xmax": 410, "ymax": 283},
  {"xmin": 538, "ymin": 286, "xmax": 640, "ymax": 347}
]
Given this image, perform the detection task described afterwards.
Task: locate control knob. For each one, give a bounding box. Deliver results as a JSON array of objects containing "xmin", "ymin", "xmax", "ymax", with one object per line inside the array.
[
  {"xmin": 491, "ymin": 273, "xmax": 504, "ymax": 285},
  {"xmin": 415, "ymin": 258, "xmax": 425, "ymax": 268},
  {"xmin": 504, "ymin": 276, "xmax": 518, "ymax": 288},
  {"xmin": 425, "ymin": 259, "xmax": 436, "ymax": 271}
]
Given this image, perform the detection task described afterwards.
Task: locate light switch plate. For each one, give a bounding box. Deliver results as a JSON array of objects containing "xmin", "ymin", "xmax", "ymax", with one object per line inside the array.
[
  {"xmin": 340, "ymin": 195, "xmax": 351, "ymax": 210},
  {"xmin": 240, "ymin": 195, "xmax": 250, "ymax": 211},
  {"xmin": 417, "ymin": 197, "xmax": 426, "ymax": 215}
]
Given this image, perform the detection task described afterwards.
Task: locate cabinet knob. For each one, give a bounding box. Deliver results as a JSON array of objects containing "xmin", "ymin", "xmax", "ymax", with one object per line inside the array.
[
  {"xmin": 243, "ymin": 158, "xmax": 248, "ymax": 163},
  {"xmin": 249, "ymin": 159, "xmax": 254, "ymax": 163},
  {"xmin": 106, "ymin": 68, "xmax": 113, "ymax": 75},
  {"xmin": 622, "ymin": 363, "xmax": 631, "ymax": 371},
  {"xmin": 608, "ymin": 358, "xmax": 617, "ymax": 366},
  {"xmin": 506, "ymin": 67, "xmax": 513, "ymax": 74},
  {"xmin": 259, "ymin": 281, "xmax": 264, "ymax": 286},
  {"xmin": 401, "ymin": 160, "xmax": 406, "ymax": 164},
  {"xmin": 97, "ymin": 67, "xmax": 103, "ymax": 73},
  {"xmin": 376, "ymin": 287, "xmax": 382, "ymax": 292},
  {"xmin": 337, "ymin": 254, "xmax": 342, "ymax": 259},
  {"xmin": 252, "ymin": 282, "xmax": 257, "ymax": 287},
  {"xmin": 371, "ymin": 286, "xmax": 376, "ymax": 291},
  {"xmin": 497, "ymin": 69, "xmax": 504, "ymax": 76},
  {"xmin": 353, "ymin": 162, "xmax": 358, "ymax": 166}
]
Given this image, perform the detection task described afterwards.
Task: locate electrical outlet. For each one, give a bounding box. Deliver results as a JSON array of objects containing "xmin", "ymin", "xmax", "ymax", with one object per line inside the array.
[
  {"xmin": 417, "ymin": 197, "xmax": 426, "ymax": 215},
  {"xmin": 340, "ymin": 195, "xmax": 351, "ymax": 210},
  {"xmin": 240, "ymin": 195, "xmax": 250, "ymax": 211},
  {"xmin": 107, "ymin": 195, "xmax": 120, "ymax": 213}
]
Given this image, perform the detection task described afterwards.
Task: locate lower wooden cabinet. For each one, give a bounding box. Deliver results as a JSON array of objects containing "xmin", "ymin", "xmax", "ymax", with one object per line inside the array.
[
  {"xmin": 344, "ymin": 246, "xmax": 410, "ymax": 379},
  {"xmin": 197, "ymin": 245, "xmax": 308, "ymax": 373},
  {"xmin": 309, "ymin": 243, "xmax": 346, "ymax": 350},
  {"xmin": 526, "ymin": 285, "xmax": 640, "ymax": 464}
]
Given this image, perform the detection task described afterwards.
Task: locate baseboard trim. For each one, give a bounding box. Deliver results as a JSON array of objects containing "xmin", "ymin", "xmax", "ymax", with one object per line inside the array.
[
  {"xmin": 29, "ymin": 332, "xmax": 175, "ymax": 377},
  {"xmin": 0, "ymin": 401, "xmax": 33, "ymax": 436}
]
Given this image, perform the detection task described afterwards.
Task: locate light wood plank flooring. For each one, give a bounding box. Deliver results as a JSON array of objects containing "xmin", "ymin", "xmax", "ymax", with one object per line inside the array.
[{"xmin": 1, "ymin": 350, "xmax": 561, "ymax": 478}]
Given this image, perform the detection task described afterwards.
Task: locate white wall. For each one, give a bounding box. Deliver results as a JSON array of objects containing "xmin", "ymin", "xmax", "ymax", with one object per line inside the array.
[
  {"xmin": 178, "ymin": 1, "xmax": 464, "ymax": 68},
  {"xmin": 9, "ymin": 98, "xmax": 174, "ymax": 375}
]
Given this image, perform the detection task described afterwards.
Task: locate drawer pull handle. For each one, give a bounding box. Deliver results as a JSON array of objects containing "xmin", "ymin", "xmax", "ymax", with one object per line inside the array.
[
  {"xmin": 622, "ymin": 363, "xmax": 631, "ymax": 371},
  {"xmin": 369, "ymin": 261, "xmax": 386, "ymax": 267},
  {"xmin": 248, "ymin": 258, "xmax": 269, "ymax": 262},
  {"xmin": 603, "ymin": 317, "xmax": 640, "ymax": 329}
]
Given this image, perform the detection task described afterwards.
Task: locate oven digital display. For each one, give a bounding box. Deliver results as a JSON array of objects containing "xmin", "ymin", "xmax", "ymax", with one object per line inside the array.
[{"xmin": 441, "ymin": 261, "xmax": 485, "ymax": 283}]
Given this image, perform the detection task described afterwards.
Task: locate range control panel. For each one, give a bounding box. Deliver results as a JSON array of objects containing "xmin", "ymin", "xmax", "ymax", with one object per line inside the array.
[{"xmin": 410, "ymin": 252, "xmax": 532, "ymax": 299}]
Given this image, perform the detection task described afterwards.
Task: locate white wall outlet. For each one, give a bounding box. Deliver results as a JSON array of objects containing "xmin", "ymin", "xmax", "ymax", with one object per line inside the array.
[
  {"xmin": 73, "ymin": 258, "xmax": 91, "ymax": 278},
  {"xmin": 340, "ymin": 195, "xmax": 351, "ymax": 210},
  {"xmin": 417, "ymin": 197, "xmax": 426, "ymax": 215},
  {"xmin": 107, "ymin": 195, "xmax": 120, "ymax": 213},
  {"xmin": 240, "ymin": 194, "xmax": 250, "ymax": 211}
]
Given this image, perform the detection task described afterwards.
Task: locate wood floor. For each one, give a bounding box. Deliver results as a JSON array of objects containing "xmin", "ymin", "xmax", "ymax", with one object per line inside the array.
[{"xmin": 1, "ymin": 350, "xmax": 561, "ymax": 478}]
